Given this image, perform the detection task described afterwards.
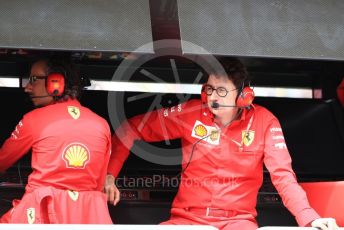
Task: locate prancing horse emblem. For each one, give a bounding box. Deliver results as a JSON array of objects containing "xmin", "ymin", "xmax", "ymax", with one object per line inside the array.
[
  {"xmin": 68, "ymin": 106, "xmax": 80, "ymax": 119},
  {"xmin": 242, "ymin": 130, "xmax": 255, "ymax": 146}
]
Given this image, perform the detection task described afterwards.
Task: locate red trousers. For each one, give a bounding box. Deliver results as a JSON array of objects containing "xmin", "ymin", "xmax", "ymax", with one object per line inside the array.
[
  {"xmin": 0, "ymin": 186, "xmax": 112, "ymax": 224},
  {"xmin": 161, "ymin": 208, "xmax": 258, "ymax": 230}
]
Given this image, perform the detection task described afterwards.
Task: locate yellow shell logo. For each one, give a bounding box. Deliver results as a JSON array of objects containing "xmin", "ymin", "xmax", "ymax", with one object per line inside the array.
[
  {"xmin": 62, "ymin": 143, "xmax": 90, "ymax": 169},
  {"xmin": 194, "ymin": 124, "xmax": 207, "ymax": 137}
]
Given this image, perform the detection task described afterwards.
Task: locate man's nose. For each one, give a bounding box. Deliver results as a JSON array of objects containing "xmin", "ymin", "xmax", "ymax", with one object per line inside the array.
[{"xmin": 24, "ymin": 82, "xmax": 32, "ymax": 93}]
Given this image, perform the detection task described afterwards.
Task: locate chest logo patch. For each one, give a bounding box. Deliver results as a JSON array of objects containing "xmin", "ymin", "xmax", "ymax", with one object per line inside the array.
[
  {"xmin": 26, "ymin": 208, "xmax": 35, "ymax": 224},
  {"xmin": 68, "ymin": 106, "xmax": 80, "ymax": 120},
  {"xmin": 191, "ymin": 120, "xmax": 220, "ymax": 145},
  {"xmin": 68, "ymin": 190, "xmax": 79, "ymax": 201},
  {"xmin": 210, "ymin": 130, "xmax": 220, "ymax": 141},
  {"xmin": 242, "ymin": 130, "xmax": 255, "ymax": 146},
  {"xmin": 62, "ymin": 143, "xmax": 90, "ymax": 169},
  {"xmin": 194, "ymin": 124, "xmax": 207, "ymax": 137}
]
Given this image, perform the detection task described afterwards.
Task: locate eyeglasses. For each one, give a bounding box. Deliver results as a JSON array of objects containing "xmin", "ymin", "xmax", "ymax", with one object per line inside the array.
[
  {"xmin": 28, "ymin": 75, "xmax": 47, "ymax": 84},
  {"xmin": 203, "ymin": 84, "xmax": 237, "ymax": 97}
]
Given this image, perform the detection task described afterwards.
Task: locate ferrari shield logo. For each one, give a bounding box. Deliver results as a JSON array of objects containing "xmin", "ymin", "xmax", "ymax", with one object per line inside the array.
[
  {"xmin": 68, "ymin": 190, "xmax": 79, "ymax": 201},
  {"xmin": 26, "ymin": 208, "xmax": 35, "ymax": 224},
  {"xmin": 242, "ymin": 130, "xmax": 255, "ymax": 146},
  {"xmin": 68, "ymin": 106, "xmax": 80, "ymax": 119},
  {"xmin": 210, "ymin": 130, "xmax": 220, "ymax": 142}
]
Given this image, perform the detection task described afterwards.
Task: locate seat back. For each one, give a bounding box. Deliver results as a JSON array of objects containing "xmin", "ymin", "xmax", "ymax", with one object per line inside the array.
[{"xmin": 300, "ymin": 181, "xmax": 344, "ymax": 227}]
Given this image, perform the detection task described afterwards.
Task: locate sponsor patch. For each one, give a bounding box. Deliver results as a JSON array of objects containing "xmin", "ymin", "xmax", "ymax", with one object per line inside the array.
[
  {"xmin": 270, "ymin": 127, "xmax": 282, "ymax": 133},
  {"xmin": 194, "ymin": 124, "xmax": 207, "ymax": 137},
  {"xmin": 163, "ymin": 104, "xmax": 182, "ymax": 117},
  {"xmin": 210, "ymin": 130, "xmax": 220, "ymax": 141},
  {"xmin": 272, "ymin": 135, "xmax": 284, "ymax": 140},
  {"xmin": 191, "ymin": 120, "xmax": 220, "ymax": 145},
  {"xmin": 68, "ymin": 190, "xmax": 79, "ymax": 201},
  {"xmin": 11, "ymin": 120, "xmax": 24, "ymax": 140},
  {"xmin": 62, "ymin": 143, "xmax": 90, "ymax": 169},
  {"xmin": 274, "ymin": 142, "xmax": 287, "ymax": 149},
  {"xmin": 27, "ymin": 208, "xmax": 35, "ymax": 224}
]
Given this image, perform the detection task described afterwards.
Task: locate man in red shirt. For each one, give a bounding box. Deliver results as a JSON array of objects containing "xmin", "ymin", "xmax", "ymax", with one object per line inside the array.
[
  {"xmin": 105, "ymin": 57, "xmax": 338, "ymax": 229},
  {"xmin": 0, "ymin": 57, "xmax": 113, "ymax": 224}
]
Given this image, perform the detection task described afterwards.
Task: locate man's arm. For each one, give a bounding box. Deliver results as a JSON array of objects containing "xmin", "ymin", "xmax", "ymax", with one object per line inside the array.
[
  {"xmin": 0, "ymin": 116, "xmax": 33, "ymax": 172},
  {"xmin": 262, "ymin": 116, "xmax": 320, "ymax": 226},
  {"xmin": 263, "ymin": 112, "xmax": 339, "ymax": 229},
  {"xmin": 104, "ymin": 174, "xmax": 120, "ymax": 206},
  {"xmin": 106, "ymin": 103, "xmax": 186, "ymax": 204}
]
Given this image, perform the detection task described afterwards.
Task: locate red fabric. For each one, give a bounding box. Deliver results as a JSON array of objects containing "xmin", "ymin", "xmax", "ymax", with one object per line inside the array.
[
  {"xmin": 160, "ymin": 208, "xmax": 258, "ymax": 230},
  {"xmin": 109, "ymin": 99, "xmax": 320, "ymax": 227},
  {"xmin": 0, "ymin": 99, "xmax": 112, "ymax": 223},
  {"xmin": 300, "ymin": 181, "xmax": 344, "ymax": 227},
  {"xmin": 0, "ymin": 187, "xmax": 112, "ymax": 224}
]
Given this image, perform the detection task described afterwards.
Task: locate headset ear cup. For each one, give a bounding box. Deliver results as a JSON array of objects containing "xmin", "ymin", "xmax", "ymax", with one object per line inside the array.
[
  {"xmin": 201, "ymin": 84, "xmax": 207, "ymax": 104},
  {"xmin": 338, "ymin": 79, "xmax": 344, "ymax": 107},
  {"xmin": 236, "ymin": 86, "xmax": 255, "ymax": 107},
  {"xmin": 46, "ymin": 73, "xmax": 65, "ymax": 96}
]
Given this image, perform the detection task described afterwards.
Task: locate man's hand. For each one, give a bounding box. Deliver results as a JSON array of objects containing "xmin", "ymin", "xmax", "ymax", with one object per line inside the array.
[
  {"xmin": 311, "ymin": 218, "xmax": 339, "ymax": 230},
  {"xmin": 103, "ymin": 174, "xmax": 120, "ymax": 206}
]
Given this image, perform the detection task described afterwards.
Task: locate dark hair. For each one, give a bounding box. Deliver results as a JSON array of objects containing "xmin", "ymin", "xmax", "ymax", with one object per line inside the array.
[
  {"xmin": 35, "ymin": 56, "xmax": 83, "ymax": 101},
  {"xmin": 207, "ymin": 57, "xmax": 249, "ymax": 90}
]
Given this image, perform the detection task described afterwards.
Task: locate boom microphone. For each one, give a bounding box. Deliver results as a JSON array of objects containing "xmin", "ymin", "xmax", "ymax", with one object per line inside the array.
[
  {"xmin": 30, "ymin": 95, "xmax": 51, "ymax": 99},
  {"xmin": 211, "ymin": 102, "xmax": 236, "ymax": 109}
]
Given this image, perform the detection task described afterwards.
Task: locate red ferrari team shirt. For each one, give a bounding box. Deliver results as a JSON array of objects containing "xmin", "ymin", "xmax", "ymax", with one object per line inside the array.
[
  {"xmin": 108, "ymin": 99, "xmax": 320, "ymax": 226},
  {"xmin": 0, "ymin": 99, "xmax": 111, "ymax": 193}
]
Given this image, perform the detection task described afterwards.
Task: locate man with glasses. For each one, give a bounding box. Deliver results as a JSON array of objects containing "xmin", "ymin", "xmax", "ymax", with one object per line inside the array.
[
  {"xmin": 105, "ymin": 57, "xmax": 338, "ymax": 229},
  {"xmin": 0, "ymin": 56, "xmax": 113, "ymax": 224},
  {"xmin": 23, "ymin": 75, "xmax": 55, "ymax": 107}
]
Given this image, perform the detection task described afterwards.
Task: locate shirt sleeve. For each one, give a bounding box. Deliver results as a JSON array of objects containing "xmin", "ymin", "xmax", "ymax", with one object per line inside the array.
[
  {"xmin": 98, "ymin": 123, "xmax": 113, "ymax": 190},
  {"xmin": 107, "ymin": 103, "xmax": 185, "ymax": 177},
  {"xmin": 263, "ymin": 116, "xmax": 320, "ymax": 227},
  {"xmin": 0, "ymin": 115, "xmax": 33, "ymax": 172}
]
